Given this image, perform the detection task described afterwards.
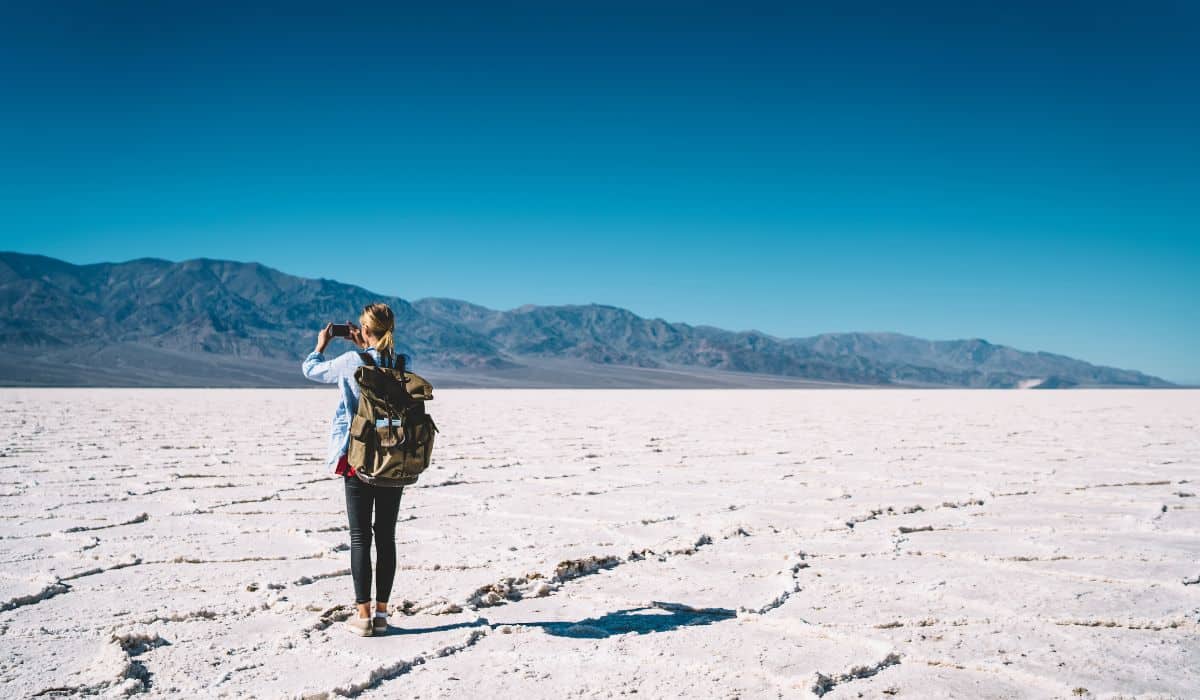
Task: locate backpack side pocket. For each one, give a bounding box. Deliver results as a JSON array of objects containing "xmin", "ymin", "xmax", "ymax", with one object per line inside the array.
[
  {"xmin": 348, "ymin": 413, "xmax": 375, "ymax": 471},
  {"xmin": 402, "ymin": 414, "xmax": 437, "ymax": 477}
]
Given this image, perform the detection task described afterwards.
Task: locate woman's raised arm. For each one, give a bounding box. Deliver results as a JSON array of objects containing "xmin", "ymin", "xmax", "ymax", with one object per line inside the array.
[{"xmin": 301, "ymin": 323, "xmax": 341, "ymax": 383}]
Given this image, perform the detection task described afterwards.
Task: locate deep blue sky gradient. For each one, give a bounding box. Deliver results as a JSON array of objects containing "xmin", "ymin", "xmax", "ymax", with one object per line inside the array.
[{"xmin": 2, "ymin": 1, "xmax": 1197, "ymax": 381}]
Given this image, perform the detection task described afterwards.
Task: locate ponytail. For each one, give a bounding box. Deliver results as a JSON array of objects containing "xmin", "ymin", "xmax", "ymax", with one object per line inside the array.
[
  {"xmin": 359, "ymin": 302, "xmax": 397, "ymax": 359},
  {"xmin": 376, "ymin": 328, "xmax": 395, "ymax": 356}
]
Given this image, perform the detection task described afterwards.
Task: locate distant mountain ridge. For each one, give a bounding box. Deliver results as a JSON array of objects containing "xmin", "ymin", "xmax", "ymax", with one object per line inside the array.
[{"xmin": 0, "ymin": 252, "xmax": 1173, "ymax": 388}]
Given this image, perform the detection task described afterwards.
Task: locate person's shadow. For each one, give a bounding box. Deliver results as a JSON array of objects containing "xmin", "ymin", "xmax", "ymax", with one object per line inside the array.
[{"xmin": 385, "ymin": 602, "xmax": 736, "ymax": 639}]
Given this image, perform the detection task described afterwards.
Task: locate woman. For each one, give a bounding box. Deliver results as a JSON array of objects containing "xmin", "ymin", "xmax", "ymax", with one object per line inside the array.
[{"xmin": 301, "ymin": 302, "xmax": 409, "ymax": 637}]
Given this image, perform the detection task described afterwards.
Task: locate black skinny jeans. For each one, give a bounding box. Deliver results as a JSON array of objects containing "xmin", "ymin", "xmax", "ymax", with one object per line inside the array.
[{"xmin": 343, "ymin": 474, "xmax": 404, "ymax": 605}]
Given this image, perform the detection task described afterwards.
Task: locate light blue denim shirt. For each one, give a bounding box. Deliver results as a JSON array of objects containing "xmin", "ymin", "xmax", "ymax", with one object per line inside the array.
[{"xmin": 301, "ymin": 346, "xmax": 411, "ymax": 473}]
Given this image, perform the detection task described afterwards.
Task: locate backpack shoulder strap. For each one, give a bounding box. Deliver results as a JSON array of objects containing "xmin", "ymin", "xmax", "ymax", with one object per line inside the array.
[
  {"xmin": 375, "ymin": 352, "xmax": 404, "ymax": 372},
  {"xmin": 357, "ymin": 352, "xmax": 376, "ymax": 367}
]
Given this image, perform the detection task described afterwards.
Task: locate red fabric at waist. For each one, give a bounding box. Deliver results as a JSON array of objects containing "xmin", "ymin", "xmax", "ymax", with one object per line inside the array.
[{"xmin": 335, "ymin": 453, "xmax": 356, "ymax": 478}]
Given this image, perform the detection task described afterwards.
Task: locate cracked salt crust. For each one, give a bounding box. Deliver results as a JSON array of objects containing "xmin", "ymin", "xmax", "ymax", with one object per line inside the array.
[{"xmin": 0, "ymin": 388, "xmax": 1198, "ymax": 698}]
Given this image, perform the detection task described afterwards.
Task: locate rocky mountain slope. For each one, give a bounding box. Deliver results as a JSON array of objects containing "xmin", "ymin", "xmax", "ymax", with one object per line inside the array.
[{"xmin": 0, "ymin": 252, "xmax": 1172, "ymax": 388}]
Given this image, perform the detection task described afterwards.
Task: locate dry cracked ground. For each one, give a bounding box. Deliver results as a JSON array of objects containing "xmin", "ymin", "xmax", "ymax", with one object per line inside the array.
[{"xmin": 1, "ymin": 388, "xmax": 1197, "ymax": 699}]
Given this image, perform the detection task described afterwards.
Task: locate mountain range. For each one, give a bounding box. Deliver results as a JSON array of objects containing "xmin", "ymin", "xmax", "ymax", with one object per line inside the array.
[{"xmin": 0, "ymin": 252, "xmax": 1173, "ymax": 388}]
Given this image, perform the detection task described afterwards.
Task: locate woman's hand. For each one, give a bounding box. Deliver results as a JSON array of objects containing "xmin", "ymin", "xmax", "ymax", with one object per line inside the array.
[
  {"xmin": 315, "ymin": 322, "xmax": 334, "ymax": 354},
  {"xmin": 348, "ymin": 322, "xmax": 366, "ymax": 349}
]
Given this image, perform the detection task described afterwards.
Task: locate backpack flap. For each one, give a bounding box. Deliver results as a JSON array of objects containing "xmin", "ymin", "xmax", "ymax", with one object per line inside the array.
[{"xmin": 354, "ymin": 366, "xmax": 414, "ymax": 405}]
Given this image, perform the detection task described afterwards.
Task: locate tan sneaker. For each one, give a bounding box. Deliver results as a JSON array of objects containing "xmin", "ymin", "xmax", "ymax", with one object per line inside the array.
[
  {"xmin": 373, "ymin": 612, "xmax": 389, "ymax": 634},
  {"xmin": 345, "ymin": 611, "xmax": 374, "ymax": 637}
]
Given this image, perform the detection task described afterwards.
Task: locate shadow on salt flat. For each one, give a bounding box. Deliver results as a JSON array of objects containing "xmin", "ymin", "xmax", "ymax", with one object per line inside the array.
[
  {"xmin": 538, "ymin": 603, "xmax": 737, "ymax": 639},
  {"xmin": 387, "ymin": 602, "xmax": 737, "ymax": 640}
]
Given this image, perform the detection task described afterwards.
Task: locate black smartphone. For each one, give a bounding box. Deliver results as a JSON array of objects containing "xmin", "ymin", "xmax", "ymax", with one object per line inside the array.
[{"xmin": 330, "ymin": 323, "xmax": 351, "ymax": 337}]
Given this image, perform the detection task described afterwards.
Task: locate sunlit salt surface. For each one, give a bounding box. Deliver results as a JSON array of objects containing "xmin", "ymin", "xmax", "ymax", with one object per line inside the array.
[{"xmin": 1, "ymin": 389, "xmax": 1197, "ymax": 698}]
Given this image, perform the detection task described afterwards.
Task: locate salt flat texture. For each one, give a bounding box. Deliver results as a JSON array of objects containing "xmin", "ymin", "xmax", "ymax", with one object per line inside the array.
[{"xmin": 1, "ymin": 389, "xmax": 1197, "ymax": 699}]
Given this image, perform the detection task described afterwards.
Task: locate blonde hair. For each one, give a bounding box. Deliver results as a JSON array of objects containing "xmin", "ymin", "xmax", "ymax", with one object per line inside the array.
[{"xmin": 359, "ymin": 303, "xmax": 396, "ymax": 357}]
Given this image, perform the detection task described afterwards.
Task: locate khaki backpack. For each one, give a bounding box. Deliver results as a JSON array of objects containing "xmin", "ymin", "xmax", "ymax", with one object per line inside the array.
[{"xmin": 347, "ymin": 352, "xmax": 438, "ymax": 487}]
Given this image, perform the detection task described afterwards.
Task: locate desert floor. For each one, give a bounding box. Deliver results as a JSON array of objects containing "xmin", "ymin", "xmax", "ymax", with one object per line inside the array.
[{"xmin": 1, "ymin": 389, "xmax": 1197, "ymax": 699}]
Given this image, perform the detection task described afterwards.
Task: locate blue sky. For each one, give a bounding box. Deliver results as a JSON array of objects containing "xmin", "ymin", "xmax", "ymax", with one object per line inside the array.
[{"xmin": 2, "ymin": 1, "xmax": 1197, "ymax": 382}]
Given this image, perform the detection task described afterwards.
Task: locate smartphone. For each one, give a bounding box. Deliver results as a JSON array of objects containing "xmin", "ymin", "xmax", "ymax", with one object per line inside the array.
[{"xmin": 330, "ymin": 323, "xmax": 351, "ymax": 337}]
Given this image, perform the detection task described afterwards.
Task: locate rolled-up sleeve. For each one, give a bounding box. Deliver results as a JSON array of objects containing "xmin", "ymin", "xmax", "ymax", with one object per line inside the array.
[{"xmin": 302, "ymin": 351, "xmax": 339, "ymax": 383}]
